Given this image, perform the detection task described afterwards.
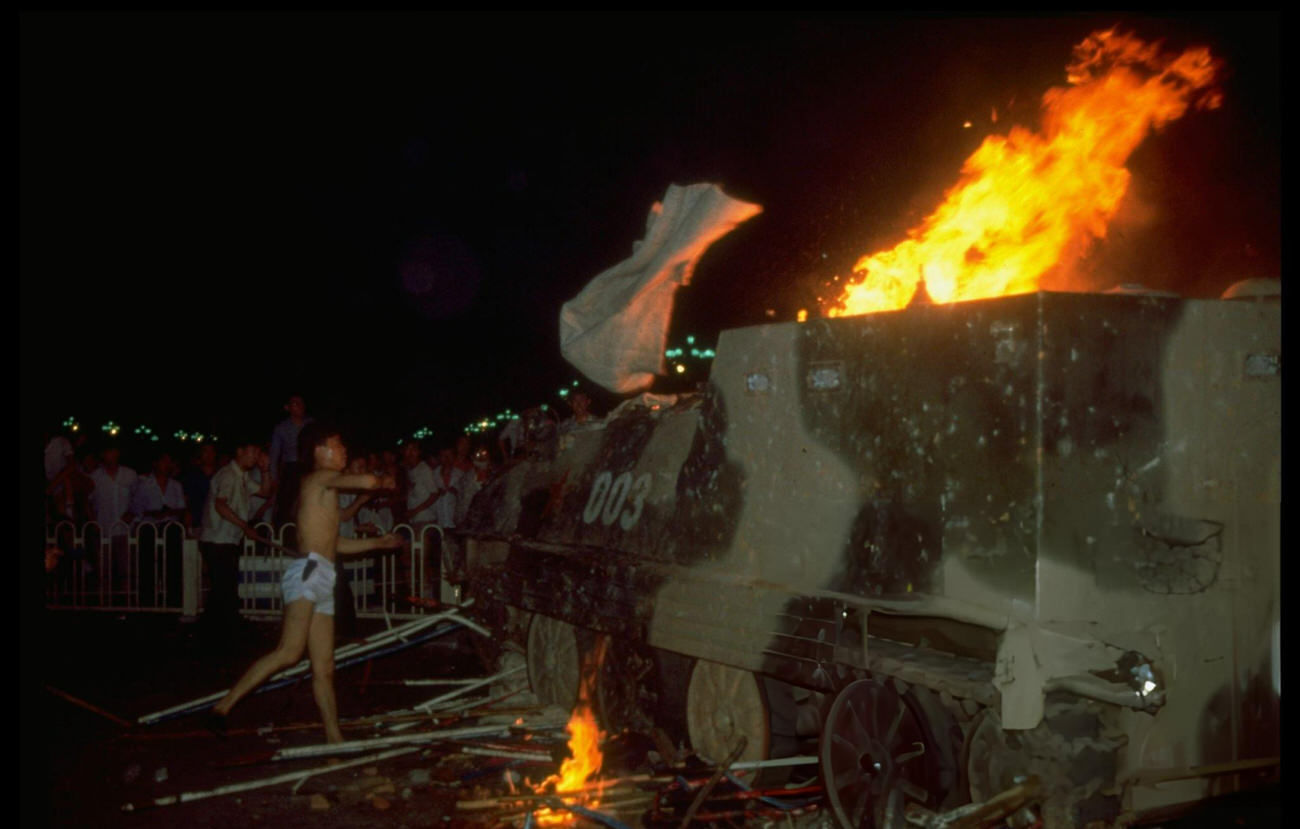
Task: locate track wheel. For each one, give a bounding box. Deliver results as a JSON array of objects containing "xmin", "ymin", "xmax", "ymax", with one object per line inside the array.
[
  {"xmin": 820, "ymin": 678, "xmax": 933, "ymax": 828},
  {"xmin": 525, "ymin": 613, "xmax": 581, "ymax": 709}
]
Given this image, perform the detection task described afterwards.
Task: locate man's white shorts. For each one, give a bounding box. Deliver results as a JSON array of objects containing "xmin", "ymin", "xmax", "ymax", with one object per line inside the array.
[{"xmin": 281, "ymin": 552, "xmax": 336, "ymax": 616}]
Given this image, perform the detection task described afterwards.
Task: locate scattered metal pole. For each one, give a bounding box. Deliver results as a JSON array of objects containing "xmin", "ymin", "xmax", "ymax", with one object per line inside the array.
[
  {"xmin": 270, "ymin": 723, "xmax": 509, "ymax": 760},
  {"xmin": 120, "ymin": 746, "xmax": 419, "ymax": 812},
  {"xmin": 401, "ymin": 676, "xmax": 502, "ymax": 686},
  {"xmin": 386, "ymin": 664, "xmax": 525, "ymax": 731},
  {"xmin": 415, "ymin": 663, "xmax": 524, "ymax": 711},
  {"xmin": 458, "ymin": 745, "xmax": 554, "ymax": 763},
  {"xmin": 727, "ymin": 754, "xmax": 818, "ymax": 771}
]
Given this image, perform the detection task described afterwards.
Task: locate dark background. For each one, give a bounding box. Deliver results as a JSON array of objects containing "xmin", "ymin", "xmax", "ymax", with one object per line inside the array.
[{"xmin": 21, "ymin": 12, "xmax": 1280, "ymax": 453}]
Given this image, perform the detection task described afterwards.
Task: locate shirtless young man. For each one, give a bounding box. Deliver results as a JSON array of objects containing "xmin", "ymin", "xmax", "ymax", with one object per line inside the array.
[{"xmin": 210, "ymin": 422, "xmax": 401, "ymax": 742}]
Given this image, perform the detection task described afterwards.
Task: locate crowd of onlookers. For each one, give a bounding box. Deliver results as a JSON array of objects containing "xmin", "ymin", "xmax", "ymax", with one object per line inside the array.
[
  {"xmin": 41, "ymin": 390, "xmax": 601, "ymax": 637},
  {"xmin": 42, "ymin": 390, "xmax": 599, "ymax": 543}
]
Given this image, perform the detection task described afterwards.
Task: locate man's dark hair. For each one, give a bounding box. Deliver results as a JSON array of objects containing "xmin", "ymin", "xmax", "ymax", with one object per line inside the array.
[{"xmin": 299, "ymin": 421, "xmax": 342, "ymax": 471}]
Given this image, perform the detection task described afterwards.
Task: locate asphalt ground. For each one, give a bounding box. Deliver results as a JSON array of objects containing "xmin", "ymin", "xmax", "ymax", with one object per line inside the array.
[
  {"xmin": 26, "ymin": 611, "xmax": 513, "ymax": 828},
  {"xmin": 21, "ymin": 611, "xmax": 1280, "ymax": 828}
]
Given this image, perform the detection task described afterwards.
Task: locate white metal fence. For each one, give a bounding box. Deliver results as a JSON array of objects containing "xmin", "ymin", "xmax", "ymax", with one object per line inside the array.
[{"xmin": 44, "ymin": 520, "xmax": 455, "ymax": 620}]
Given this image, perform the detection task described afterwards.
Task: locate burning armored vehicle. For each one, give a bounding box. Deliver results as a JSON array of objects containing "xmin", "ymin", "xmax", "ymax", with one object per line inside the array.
[
  {"xmin": 448, "ymin": 284, "xmax": 1280, "ymax": 827},
  {"xmin": 445, "ymin": 27, "xmax": 1276, "ymax": 828}
]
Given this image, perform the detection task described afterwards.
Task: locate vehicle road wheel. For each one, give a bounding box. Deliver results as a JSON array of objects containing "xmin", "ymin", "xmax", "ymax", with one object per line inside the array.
[
  {"xmin": 526, "ymin": 613, "xmax": 581, "ymax": 710},
  {"xmin": 819, "ymin": 678, "xmax": 933, "ymax": 828},
  {"xmin": 686, "ymin": 660, "xmax": 771, "ymax": 782}
]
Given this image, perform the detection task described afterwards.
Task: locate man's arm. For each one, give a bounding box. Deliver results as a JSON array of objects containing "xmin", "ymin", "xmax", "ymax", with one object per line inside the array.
[
  {"xmin": 336, "ymin": 533, "xmax": 404, "ymax": 556},
  {"xmin": 214, "ymin": 497, "xmax": 260, "ymax": 541},
  {"xmin": 325, "ymin": 472, "xmax": 395, "ymax": 492},
  {"xmin": 340, "ymin": 492, "xmax": 372, "ymax": 523}
]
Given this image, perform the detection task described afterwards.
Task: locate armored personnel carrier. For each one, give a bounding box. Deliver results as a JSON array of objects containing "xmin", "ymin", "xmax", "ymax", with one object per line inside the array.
[{"xmin": 449, "ymin": 288, "xmax": 1280, "ymax": 827}]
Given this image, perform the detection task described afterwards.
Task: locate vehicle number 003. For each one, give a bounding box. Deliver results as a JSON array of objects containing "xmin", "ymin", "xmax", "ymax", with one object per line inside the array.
[{"xmin": 582, "ymin": 471, "xmax": 652, "ymax": 529}]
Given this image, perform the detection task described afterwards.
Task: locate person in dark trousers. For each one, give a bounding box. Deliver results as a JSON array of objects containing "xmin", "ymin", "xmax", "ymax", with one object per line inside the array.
[{"xmin": 198, "ymin": 441, "xmax": 272, "ymax": 635}]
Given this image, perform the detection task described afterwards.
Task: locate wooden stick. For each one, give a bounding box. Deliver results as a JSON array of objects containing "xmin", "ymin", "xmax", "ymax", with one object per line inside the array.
[{"xmin": 45, "ymin": 685, "xmax": 133, "ymax": 728}]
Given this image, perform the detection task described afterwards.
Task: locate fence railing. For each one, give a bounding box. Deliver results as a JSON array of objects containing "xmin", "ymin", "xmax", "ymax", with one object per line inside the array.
[{"xmin": 44, "ymin": 520, "xmax": 455, "ymax": 620}]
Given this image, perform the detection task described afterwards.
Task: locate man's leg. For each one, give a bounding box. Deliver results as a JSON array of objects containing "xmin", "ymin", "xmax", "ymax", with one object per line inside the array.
[
  {"xmin": 306, "ymin": 610, "xmax": 343, "ymax": 743},
  {"xmin": 213, "ymin": 598, "xmax": 313, "ymax": 715}
]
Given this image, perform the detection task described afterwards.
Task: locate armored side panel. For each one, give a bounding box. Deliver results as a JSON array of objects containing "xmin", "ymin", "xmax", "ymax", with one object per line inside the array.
[{"xmin": 458, "ymin": 291, "xmax": 1279, "ymax": 808}]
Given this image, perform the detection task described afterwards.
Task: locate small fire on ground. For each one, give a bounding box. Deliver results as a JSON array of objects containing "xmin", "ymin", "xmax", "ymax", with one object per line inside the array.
[
  {"xmin": 827, "ymin": 29, "xmax": 1222, "ymax": 317},
  {"xmin": 532, "ymin": 678, "xmax": 606, "ymax": 824}
]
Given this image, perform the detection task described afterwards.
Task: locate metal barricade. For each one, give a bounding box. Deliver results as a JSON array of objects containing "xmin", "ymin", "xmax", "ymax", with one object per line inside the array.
[
  {"xmin": 45, "ymin": 520, "xmax": 451, "ymax": 620},
  {"xmin": 44, "ymin": 519, "xmax": 189, "ymax": 613}
]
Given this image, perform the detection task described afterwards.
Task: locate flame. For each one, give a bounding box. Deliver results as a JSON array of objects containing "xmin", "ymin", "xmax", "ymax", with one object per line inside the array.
[
  {"xmin": 828, "ymin": 29, "xmax": 1221, "ymax": 317},
  {"xmin": 533, "ymin": 682, "xmax": 605, "ymax": 825}
]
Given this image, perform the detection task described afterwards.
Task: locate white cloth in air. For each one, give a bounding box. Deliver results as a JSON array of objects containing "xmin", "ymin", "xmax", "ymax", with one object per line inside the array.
[{"xmin": 559, "ymin": 183, "xmax": 761, "ymax": 394}]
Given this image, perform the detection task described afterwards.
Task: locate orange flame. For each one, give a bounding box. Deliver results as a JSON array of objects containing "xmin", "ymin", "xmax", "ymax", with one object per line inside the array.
[
  {"xmin": 533, "ymin": 683, "xmax": 605, "ymax": 825},
  {"xmin": 828, "ymin": 29, "xmax": 1221, "ymax": 317}
]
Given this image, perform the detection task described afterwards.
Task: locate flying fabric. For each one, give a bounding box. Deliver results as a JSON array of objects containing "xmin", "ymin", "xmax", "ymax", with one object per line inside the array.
[{"xmin": 559, "ymin": 183, "xmax": 762, "ymax": 394}]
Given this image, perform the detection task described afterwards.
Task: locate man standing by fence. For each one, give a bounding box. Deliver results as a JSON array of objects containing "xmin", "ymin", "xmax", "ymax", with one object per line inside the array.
[
  {"xmin": 199, "ymin": 441, "xmax": 273, "ymax": 636},
  {"xmin": 89, "ymin": 444, "xmax": 138, "ymax": 603},
  {"xmin": 269, "ymin": 394, "xmax": 313, "ymax": 527}
]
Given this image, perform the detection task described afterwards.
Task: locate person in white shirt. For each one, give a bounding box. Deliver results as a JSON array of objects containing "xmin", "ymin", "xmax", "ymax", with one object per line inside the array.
[
  {"xmin": 131, "ymin": 451, "xmax": 187, "ymax": 526},
  {"xmin": 130, "ymin": 450, "xmax": 188, "ymax": 605},
  {"xmin": 557, "ymin": 391, "xmax": 595, "ymax": 437},
  {"xmin": 358, "ymin": 452, "xmax": 399, "ymax": 533},
  {"xmin": 90, "ymin": 445, "xmax": 138, "ymax": 532},
  {"xmin": 45, "ymin": 429, "xmax": 84, "ymax": 521},
  {"xmin": 45, "ymin": 432, "xmax": 75, "ymax": 483},
  {"xmin": 199, "ymin": 442, "xmax": 273, "ymax": 632},
  {"xmin": 89, "ymin": 445, "xmax": 138, "ymax": 600},
  {"xmin": 430, "ymin": 448, "xmax": 465, "ymax": 528},
  {"xmin": 455, "ymin": 446, "xmax": 494, "ymax": 525},
  {"xmin": 402, "ymin": 441, "xmax": 439, "ymax": 525},
  {"xmin": 337, "ymin": 456, "xmax": 373, "ymax": 539},
  {"xmin": 498, "ymin": 416, "xmax": 524, "ymax": 462}
]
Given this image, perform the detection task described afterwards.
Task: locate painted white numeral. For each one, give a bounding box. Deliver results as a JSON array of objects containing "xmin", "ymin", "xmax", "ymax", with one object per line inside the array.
[
  {"xmin": 582, "ymin": 471, "xmax": 653, "ymax": 528},
  {"xmin": 620, "ymin": 473, "xmax": 652, "ymax": 530},
  {"xmin": 602, "ymin": 472, "xmax": 633, "ymax": 525},
  {"xmin": 583, "ymin": 471, "xmax": 612, "ymax": 524}
]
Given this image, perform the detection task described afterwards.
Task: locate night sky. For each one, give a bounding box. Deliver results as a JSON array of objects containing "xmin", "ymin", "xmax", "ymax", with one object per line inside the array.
[{"xmin": 21, "ymin": 13, "xmax": 1280, "ymax": 455}]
